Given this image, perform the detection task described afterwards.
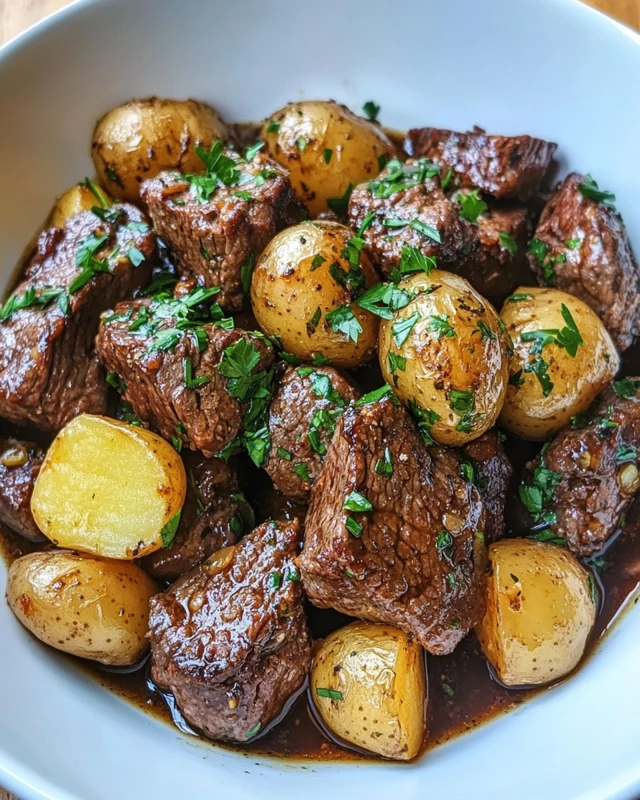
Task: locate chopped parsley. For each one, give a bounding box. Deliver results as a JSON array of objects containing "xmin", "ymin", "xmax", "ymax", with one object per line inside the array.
[
  {"xmin": 355, "ymin": 384, "xmax": 398, "ymax": 406},
  {"xmin": 436, "ymin": 529, "xmax": 454, "ymax": 562},
  {"xmin": 427, "ymin": 314, "xmax": 456, "ymax": 339},
  {"xmin": 343, "ymin": 491, "xmax": 373, "ymax": 512},
  {"xmin": 615, "ymin": 445, "xmax": 637, "ymax": 464},
  {"xmin": 498, "ymin": 231, "xmax": 518, "ymax": 256},
  {"xmin": 519, "ymin": 456, "xmax": 562, "ymax": 528},
  {"xmin": 245, "ymin": 723, "xmax": 262, "ymax": 739},
  {"xmin": 362, "ymin": 101, "xmax": 380, "ymax": 121},
  {"xmin": 529, "ymin": 529, "xmax": 566, "ymax": 547},
  {"xmin": 245, "ymin": 141, "xmax": 264, "ymax": 161},
  {"xmin": 160, "ymin": 510, "xmax": 182, "ymax": 548},
  {"xmin": 323, "ymin": 148, "xmax": 333, "ymax": 164},
  {"xmin": 0, "ymin": 285, "xmax": 67, "ymax": 322},
  {"xmin": 345, "ymin": 515, "xmax": 363, "ymax": 537},
  {"xmin": 184, "ymin": 140, "xmax": 242, "ymax": 202},
  {"xmin": 369, "ymin": 158, "xmax": 440, "ymax": 200},
  {"xmin": 69, "ymin": 232, "xmax": 112, "ymax": 293},
  {"xmin": 316, "ymin": 687, "xmax": 344, "ymax": 701},
  {"xmin": 375, "ymin": 446, "xmax": 393, "ymax": 476},
  {"xmin": 312, "ymin": 352, "xmax": 330, "ymax": 366},
  {"xmin": 325, "ymin": 305, "xmax": 362, "ymax": 343},
  {"xmin": 578, "ymin": 173, "xmax": 616, "ymax": 210},
  {"xmin": 310, "ymin": 253, "xmax": 327, "ymax": 271},
  {"xmin": 509, "ymin": 369, "xmax": 525, "ymax": 387},
  {"xmin": 456, "ymin": 189, "xmax": 487, "ymax": 223},
  {"xmin": 441, "ymin": 167, "xmax": 454, "ymax": 191},
  {"xmin": 524, "ymin": 355, "xmax": 554, "ymax": 397},
  {"xmin": 520, "ymin": 304, "xmax": 584, "ymax": 357},
  {"xmin": 356, "ymin": 282, "xmax": 414, "ymax": 319},
  {"xmin": 449, "ymin": 389, "xmax": 478, "ymax": 434},
  {"xmin": 277, "ymin": 447, "xmax": 292, "ymax": 461},
  {"xmin": 309, "ymin": 372, "xmax": 347, "ymax": 406},
  {"xmin": 613, "ymin": 377, "xmax": 640, "ymax": 398},
  {"xmin": 293, "ymin": 462, "xmax": 311, "ymax": 482},
  {"xmin": 296, "ymin": 137, "xmax": 308, "ymax": 151},
  {"xmin": 269, "ymin": 570, "xmax": 281, "ymax": 589},
  {"xmin": 566, "ymin": 238, "xmax": 581, "ymax": 250},
  {"xmin": 240, "ymin": 253, "xmax": 256, "ymax": 296},
  {"xmin": 266, "ymin": 120, "xmax": 280, "ymax": 134},
  {"xmin": 383, "ymin": 217, "xmax": 441, "ymax": 243},
  {"xmin": 387, "ymin": 351, "xmax": 406, "ymax": 377},
  {"xmin": 399, "ymin": 244, "xmax": 436, "ymax": 276},
  {"xmin": 507, "ymin": 293, "xmax": 532, "ymax": 303},
  {"xmin": 183, "ymin": 357, "xmax": 211, "ymax": 389},
  {"xmin": 392, "ymin": 311, "xmax": 421, "ymax": 347},
  {"xmin": 327, "ymin": 184, "xmax": 354, "ymax": 215},
  {"xmin": 472, "ymin": 320, "xmax": 496, "ymax": 341},
  {"xmin": 528, "ymin": 237, "xmax": 566, "ymax": 286},
  {"xmin": 409, "ymin": 400, "xmax": 441, "ymax": 445},
  {"xmin": 307, "ymin": 307, "xmax": 322, "ymax": 335}
]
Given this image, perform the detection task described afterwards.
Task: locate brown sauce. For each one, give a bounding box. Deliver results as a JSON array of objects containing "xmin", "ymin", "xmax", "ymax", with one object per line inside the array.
[{"xmin": 1, "ymin": 131, "xmax": 640, "ymax": 764}]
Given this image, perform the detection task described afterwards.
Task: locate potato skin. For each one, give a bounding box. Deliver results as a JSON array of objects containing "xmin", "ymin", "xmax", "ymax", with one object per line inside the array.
[
  {"xmin": 251, "ymin": 220, "xmax": 379, "ymax": 367},
  {"xmin": 476, "ymin": 539, "xmax": 596, "ymax": 687},
  {"xmin": 499, "ymin": 287, "xmax": 619, "ymax": 440},
  {"xmin": 92, "ymin": 97, "xmax": 229, "ymax": 202},
  {"xmin": 261, "ymin": 101, "xmax": 397, "ymax": 217},
  {"xmin": 7, "ymin": 550, "xmax": 157, "ymax": 666},
  {"xmin": 49, "ymin": 181, "xmax": 111, "ymax": 228},
  {"xmin": 31, "ymin": 415, "xmax": 186, "ymax": 560},
  {"xmin": 311, "ymin": 620, "xmax": 427, "ymax": 760},
  {"xmin": 379, "ymin": 270, "xmax": 509, "ymax": 445}
]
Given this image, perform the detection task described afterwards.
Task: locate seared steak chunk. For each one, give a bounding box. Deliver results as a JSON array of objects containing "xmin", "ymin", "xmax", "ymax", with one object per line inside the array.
[
  {"xmin": 0, "ymin": 437, "xmax": 44, "ymax": 541},
  {"xmin": 460, "ymin": 205, "xmax": 531, "ymax": 307},
  {"xmin": 529, "ymin": 172, "xmax": 639, "ymax": 350},
  {"xmin": 300, "ymin": 393, "xmax": 487, "ymax": 655},
  {"xmin": 348, "ymin": 157, "xmax": 477, "ymax": 277},
  {"xmin": 405, "ymin": 126, "xmax": 557, "ymax": 201},
  {"xmin": 264, "ymin": 365, "xmax": 359, "ymax": 500},
  {"xmin": 141, "ymin": 454, "xmax": 252, "ymax": 582},
  {"xmin": 0, "ymin": 207, "xmax": 154, "ymax": 430},
  {"xmin": 141, "ymin": 144, "xmax": 301, "ymax": 311},
  {"xmin": 461, "ymin": 431, "xmax": 512, "ymax": 542},
  {"xmin": 149, "ymin": 519, "xmax": 310, "ymax": 742},
  {"xmin": 520, "ymin": 380, "xmax": 640, "ymax": 556},
  {"xmin": 96, "ymin": 287, "xmax": 275, "ymax": 457}
]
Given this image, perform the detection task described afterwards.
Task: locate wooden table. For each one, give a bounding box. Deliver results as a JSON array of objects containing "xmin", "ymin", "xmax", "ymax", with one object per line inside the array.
[{"xmin": 0, "ymin": 0, "xmax": 638, "ymax": 797}]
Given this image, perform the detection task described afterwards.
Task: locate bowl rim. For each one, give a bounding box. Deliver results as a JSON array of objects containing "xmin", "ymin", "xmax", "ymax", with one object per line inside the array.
[{"xmin": 1, "ymin": 1, "xmax": 640, "ymax": 799}]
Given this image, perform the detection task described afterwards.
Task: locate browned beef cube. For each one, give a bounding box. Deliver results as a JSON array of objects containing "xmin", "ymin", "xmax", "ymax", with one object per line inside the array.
[
  {"xmin": 300, "ymin": 392, "xmax": 487, "ymax": 655},
  {"xmin": 461, "ymin": 431, "xmax": 513, "ymax": 543},
  {"xmin": 529, "ymin": 172, "xmax": 640, "ymax": 350},
  {"xmin": 0, "ymin": 437, "xmax": 45, "ymax": 541},
  {"xmin": 141, "ymin": 453, "xmax": 252, "ymax": 582},
  {"xmin": 96, "ymin": 290, "xmax": 275, "ymax": 457},
  {"xmin": 405, "ymin": 126, "xmax": 557, "ymax": 201},
  {"xmin": 458, "ymin": 206, "xmax": 531, "ymax": 307},
  {"xmin": 348, "ymin": 158, "xmax": 477, "ymax": 277},
  {"xmin": 264, "ymin": 365, "xmax": 359, "ymax": 500},
  {"xmin": 141, "ymin": 147, "xmax": 302, "ymax": 311},
  {"xmin": 0, "ymin": 207, "xmax": 154, "ymax": 431},
  {"xmin": 149, "ymin": 519, "xmax": 310, "ymax": 742},
  {"xmin": 520, "ymin": 380, "xmax": 640, "ymax": 557}
]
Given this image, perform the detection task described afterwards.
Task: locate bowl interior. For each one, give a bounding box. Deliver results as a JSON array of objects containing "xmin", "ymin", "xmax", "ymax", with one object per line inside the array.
[{"xmin": 1, "ymin": 0, "xmax": 640, "ymax": 798}]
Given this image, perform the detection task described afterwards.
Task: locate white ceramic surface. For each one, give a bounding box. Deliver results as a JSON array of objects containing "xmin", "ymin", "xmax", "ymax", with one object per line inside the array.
[{"xmin": 1, "ymin": 0, "xmax": 640, "ymax": 798}]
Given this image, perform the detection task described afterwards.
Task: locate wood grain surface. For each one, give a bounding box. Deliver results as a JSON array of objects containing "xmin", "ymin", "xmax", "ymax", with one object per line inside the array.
[{"xmin": 0, "ymin": 0, "xmax": 638, "ymax": 798}]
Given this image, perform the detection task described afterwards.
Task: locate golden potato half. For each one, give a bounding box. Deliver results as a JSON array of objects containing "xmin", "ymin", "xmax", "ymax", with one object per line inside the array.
[
  {"xmin": 378, "ymin": 270, "xmax": 509, "ymax": 445},
  {"xmin": 261, "ymin": 100, "xmax": 396, "ymax": 216},
  {"xmin": 92, "ymin": 97, "xmax": 229, "ymax": 202},
  {"xmin": 31, "ymin": 414, "xmax": 186, "ymax": 560},
  {"xmin": 499, "ymin": 287, "xmax": 619, "ymax": 440},
  {"xmin": 311, "ymin": 620, "xmax": 427, "ymax": 761},
  {"xmin": 476, "ymin": 539, "xmax": 597, "ymax": 687},
  {"xmin": 251, "ymin": 220, "xmax": 379, "ymax": 367},
  {"xmin": 7, "ymin": 550, "xmax": 157, "ymax": 666},
  {"xmin": 49, "ymin": 180, "xmax": 112, "ymax": 229}
]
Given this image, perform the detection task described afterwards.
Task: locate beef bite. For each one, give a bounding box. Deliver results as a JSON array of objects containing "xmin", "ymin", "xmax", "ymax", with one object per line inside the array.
[
  {"xmin": 461, "ymin": 431, "xmax": 513, "ymax": 543},
  {"xmin": 140, "ymin": 453, "xmax": 252, "ymax": 582},
  {"xmin": 0, "ymin": 206, "xmax": 154, "ymax": 431},
  {"xmin": 528, "ymin": 172, "xmax": 640, "ymax": 351},
  {"xmin": 264, "ymin": 365, "xmax": 360, "ymax": 500},
  {"xmin": 347, "ymin": 157, "xmax": 477, "ymax": 277},
  {"xmin": 300, "ymin": 391, "xmax": 487, "ymax": 655},
  {"xmin": 149, "ymin": 519, "xmax": 310, "ymax": 742},
  {"xmin": 404, "ymin": 126, "xmax": 557, "ymax": 202},
  {"xmin": 141, "ymin": 143, "xmax": 302, "ymax": 311},
  {"xmin": 0, "ymin": 437, "xmax": 45, "ymax": 541},
  {"xmin": 520, "ymin": 379, "xmax": 640, "ymax": 557},
  {"xmin": 96, "ymin": 286, "xmax": 275, "ymax": 457}
]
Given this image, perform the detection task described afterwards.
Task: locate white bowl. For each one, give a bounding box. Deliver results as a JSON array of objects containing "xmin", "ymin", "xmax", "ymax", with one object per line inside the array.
[{"xmin": 1, "ymin": 0, "xmax": 640, "ymax": 798}]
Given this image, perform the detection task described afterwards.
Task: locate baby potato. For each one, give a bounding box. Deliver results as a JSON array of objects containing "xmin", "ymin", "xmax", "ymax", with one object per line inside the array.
[
  {"xmin": 31, "ymin": 415, "xmax": 186, "ymax": 560},
  {"xmin": 251, "ymin": 220, "xmax": 379, "ymax": 367},
  {"xmin": 499, "ymin": 287, "xmax": 619, "ymax": 440},
  {"xmin": 311, "ymin": 621, "xmax": 427, "ymax": 761},
  {"xmin": 261, "ymin": 101, "xmax": 397, "ymax": 217},
  {"xmin": 92, "ymin": 97, "xmax": 229, "ymax": 202},
  {"xmin": 7, "ymin": 550, "xmax": 157, "ymax": 666},
  {"xmin": 49, "ymin": 179, "xmax": 112, "ymax": 228},
  {"xmin": 378, "ymin": 270, "xmax": 509, "ymax": 445},
  {"xmin": 476, "ymin": 539, "xmax": 597, "ymax": 687}
]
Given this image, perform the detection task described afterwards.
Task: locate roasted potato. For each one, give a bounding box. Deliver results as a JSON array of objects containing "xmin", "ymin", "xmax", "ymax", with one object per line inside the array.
[
  {"xmin": 261, "ymin": 101, "xmax": 396, "ymax": 217},
  {"xmin": 311, "ymin": 620, "xmax": 427, "ymax": 760},
  {"xmin": 378, "ymin": 269, "xmax": 509, "ymax": 445},
  {"xmin": 7, "ymin": 550, "xmax": 157, "ymax": 666},
  {"xmin": 476, "ymin": 539, "xmax": 597, "ymax": 687},
  {"xmin": 49, "ymin": 179, "xmax": 112, "ymax": 228},
  {"xmin": 251, "ymin": 220, "xmax": 379, "ymax": 367},
  {"xmin": 91, "ymin": 97, "xmax": 229, "ymax": 202},
  {"xmin": 31, "ymin": 415, "xmax": 186, "ymax": 560},
  {"xmin": 499, "ymin": 287, "xmax": 619, "ymax": 440}
]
